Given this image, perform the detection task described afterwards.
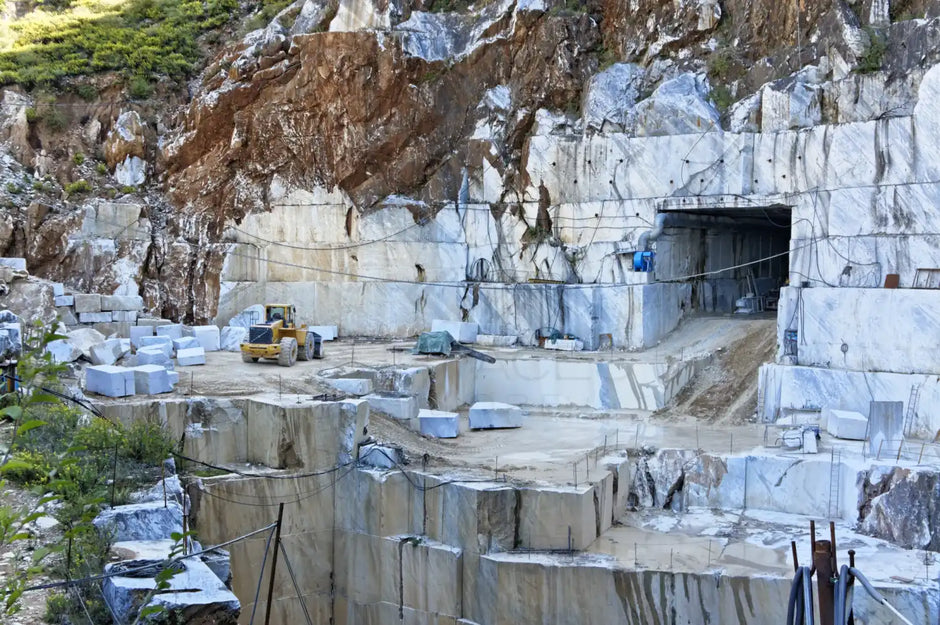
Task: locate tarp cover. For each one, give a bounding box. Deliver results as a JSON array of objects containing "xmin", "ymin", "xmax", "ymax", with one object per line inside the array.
[{"xmin": 412, "ymin": 331, "xmax": 456, "ymax": 356}]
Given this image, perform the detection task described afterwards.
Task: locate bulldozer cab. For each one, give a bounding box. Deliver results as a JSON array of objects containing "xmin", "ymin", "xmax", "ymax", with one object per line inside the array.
[{"xmin": 265, "ymin": 304, "xmax": 294, "ymax": 327}]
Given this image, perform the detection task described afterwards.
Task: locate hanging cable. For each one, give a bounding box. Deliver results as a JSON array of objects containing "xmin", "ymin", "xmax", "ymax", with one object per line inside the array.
[{"xmin": 247, "ymin": 524, "xmax": 277, "ymax": 625}]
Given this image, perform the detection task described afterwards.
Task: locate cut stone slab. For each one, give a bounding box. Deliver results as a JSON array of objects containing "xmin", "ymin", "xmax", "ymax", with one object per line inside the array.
[
  {"xmin": 825, "ymin": 408, "xmax": 868, "ymax": 441},
  {"xmin": 324, "ymin": 377, "xmax": 373, "ymax": 396},
  {"xmin": 54, "ymin": 295, "xmax": 74, "ymax": 307},
  {"xmin": 307, "ymin": 325, "xmax": 337, "ymax": 341},
  {"xmin": 74, "ymin": 293, "xmax": 102, "ymax": 313},
  {"xmin": 58, "ymin": 308, "xmax": 78, "ymax": 325},
  {"xmin": 139, "ymin": 335, "xmax": 173, "ymax": 358},
  {"xmin": 133, "ymin": 365, "xmax": 173, "ymax": 394},
  {"xmin": 100, "ymin": 294, "xmax": 143, "ymax": 311},
  {"xmin": 431, "ymin": 319, "xmax": 478, "ymax": 343},
  {"xmin": 476, "ymin": 334, "xmax": 518, "ymax": 347},
  {"xmin": 52, "ymin": 282, "xmax": 65, "ymax": 297},
  {"xmin": 90, "ymin": 338, "xmax": 126, "ymax": 366},
  {"xmin": 172, "ymin": 336, "xmax": 201, "ymax": 351},
  {"xmin": 155, "ymin": 324, "xmax": 184, "ymax": 340},
  {"xmin": 93, "ymin": 500, "xmax": 183, "ymax": 542},
  {"xmin": 130, "ymin": 325, "xmax": 154, "ymax": 349},
  {"xmin": 220, "ymin": 326, "xmax": 248, "ymax": 352},
  {"xmin": 46, "ymin": 339, "xmax": 82, "ymax": 364},
  {"xmin": 418, "ymin": 409, "xmax": 459, "ymax": 438},
  {"xmin": 469, "ymin": 402, "xmax": 524, "ymax": 429},
  {"xmin": 86, "ymin": 365, "xmax": 135, "ymax": 397},
  {"xmin": 228, "ymin": 304, "xmax": 264, "ymax": 328},
  {"xmin": 364, "ymin": 393, "xmax": 419, "ymax": 420},
  {"xmin": 137, "ymin": 318, "xmax": 172, "ymax": 327},
  {"xmin": 79, "ymin": 311, "xmax": 112, "ymax": 323},
  {"xmin": 0, "ymin": 257, "xmax": 26, "ymax": 271},
  {"xmin": 177, "ymin": 346, "xmax": 206, "ymax": 366},
  {"xmin": 111, "ymin": 310, "xmax": 138, "ymax": 322},
  {"xmin": 359, "ymin": 443, "xmax": 403, "ymax": 469},
  {"xmin": 544, "ymin": 338, "xmax": 584, "ymax": 352},
  {"xmin": 167, "ymin": 371, "xmax": 180, "ymax": 386},
  {"xmin": 67, "ymin": 327, "xmax": 107, "ymax": 359},
  {"xmin": 192, "ymin": 325, "xmax": 221, "ymax": 351}
]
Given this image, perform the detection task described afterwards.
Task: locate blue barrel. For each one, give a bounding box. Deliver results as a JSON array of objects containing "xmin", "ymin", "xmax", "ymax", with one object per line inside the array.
[{"xmin": 633, "ymin": 251, "xmax": 655, "ymax": 272}]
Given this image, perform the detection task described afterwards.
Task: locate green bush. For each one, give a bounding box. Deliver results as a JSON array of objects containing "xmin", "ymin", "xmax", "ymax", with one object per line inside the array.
[
  {"xmin": 41, "ymin": 108, "xmax": 67, "ymax": 131},
  {"xmin": 74, "ymin": 83, "xmax": 98, "ymax": 101},
  {"xmin": 124, "ymin": 419, "xmax": 175, "ymax": 465},
  {"xmin": 72, "ymin": 152, "xmax": 84, "ymax": 165},
  {"xmin": 121, "ymin": 185, "xmax": 137, "ymax": 194},
  {"xmin": 0, "ymin": 0, "xmax": 241, "ymax": 87},
  {"xmin": 24, "ymin": 107, "xmax": 37, "ymax": 123},
  {"xmin": 1, "ymin": 450, "xmax": 54, "ymax": 486},
  {"xmin": 4, "ymin": 182, "xmax": 19, "ymax": 194},
  {"xmin": 44, "ymin": 593, "xmax": 71, "ymax": 624},
  {"xmin": 64, "ymin": 179, "xmax": 91, "ymax": 195},
  {"xmin": 128, "ymin": 75, "xmax": 153, "ymax": 99},
  {"xmin": 857, "ymin": 27, "xmax": 886, "ymax": 73},
  {"xmin": 95, "ymin": 162, "xmax": 107, "ymax": 175}
]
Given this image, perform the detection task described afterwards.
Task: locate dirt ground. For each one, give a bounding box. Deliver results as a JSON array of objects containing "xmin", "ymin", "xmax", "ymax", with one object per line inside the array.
[{"xmin": 657, "ymin": 317, "xmax": 777, "ymax": 425}]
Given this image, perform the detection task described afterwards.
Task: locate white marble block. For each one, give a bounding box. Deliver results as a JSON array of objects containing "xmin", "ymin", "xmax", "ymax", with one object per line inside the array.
[
  {"xmin": 156, "ymin": 324, "xmax": 184, "ymax": 340},
  {"xmin": 133, "ymin": 365, "xmax": 173, "ymax": 394},
  {"xmin": 469, "ymin": 402, "xmax": 524, "ymax": 429},
  {"xmin": 90, "ymin": 338, "xmax": 126, "ymax": 366},
  {"xmin": 74, "ymin": 294, "xmax": 102, "ymax": 313},
  {"xmin": 130, "ymin": 325, "xmax": 154, "ymax": 349},
  {"xmin": 139, "ymin": 335, "xmax": 173, "ymax": 358},
  {"xmin": 192, "ymin": 326, "xmax": 221, "ymax": 351},
  {"xmin": 176, "ymin": 347, "xmax": 206, "ymax": 366},
  {"xmin": 307, "ymin": 325, "xmax": 337, "ymax": 341},
  {"xmin": 431, "ymin": 320, "xmax": 478, "ymax": 343},
  {"xmin": 364, "ymin": 394, "xmax": 419, "ymax": 420},
  {"xmin": 86, "ymin": 365, "xmax": 135, "ymax": 397},
  {"xmin": 136, "ymin": 347, "xmax": 174, "ymax": 369},
  {"xmin": 325, "ymin": 378, "xmax": 373, "ymax": 395},
  {"xmin": 79, "ymin": 312, "xmax": 112, "ymax": 323},
  {"xmin": 172, "ymin": 336, "xmax": 201, "ymax": 351},
  {"xmin": 101, "ymin": 295, "xmax": 144, "ymax": 311},
  {"xmin": 825, "ymin": 408, "xmax": 869, "ymax": 441},
  {"xmin": 54, "ymin": 295, "xmax": 74, "ymax": 307},
  {"xmin": 418, "ymin": 409, "xmax": 459, "ymax": 438}
]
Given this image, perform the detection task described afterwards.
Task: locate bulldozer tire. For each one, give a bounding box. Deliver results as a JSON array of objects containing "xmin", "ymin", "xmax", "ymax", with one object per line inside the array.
[
  {"xmin": 278, "ymin": 337, "xmax": 298, "ymax": 367},
  {"xmin": 298, "ymin": 336, "xmax": 313, "ymax": 361},
  {"xmin": 241, "ymin": 352, "xmax": 258, "ymax": 363}
]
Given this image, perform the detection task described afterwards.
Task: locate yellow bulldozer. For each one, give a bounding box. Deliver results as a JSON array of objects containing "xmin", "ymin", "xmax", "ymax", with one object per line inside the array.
[{"xmin": 239, "ymin": 304, "xmax": 323, "ymax": 366}]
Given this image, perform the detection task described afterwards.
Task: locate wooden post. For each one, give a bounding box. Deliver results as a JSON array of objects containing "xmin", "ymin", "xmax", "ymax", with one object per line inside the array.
[
  {"xmin": 814, "ymin": 539, "xmax": 835, "ymax": 625},
  {"xmin": 264, "ymin": 503, "xmax": 285, "ymax": 625}
]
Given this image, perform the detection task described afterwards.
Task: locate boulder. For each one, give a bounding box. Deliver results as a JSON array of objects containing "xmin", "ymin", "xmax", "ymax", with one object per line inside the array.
[
  {"xmin": 227, "ymin": 305, "xmax": 264, "ymax": 328},
  {"xmin": 172, "ymin": 336, "xmax": 201, "ymax": 351},
  {"xmin": 67, "ymin": 327, "xmax": 107, "ymax": 360},
  {"xmin": 46, "ymin": 339, "xmax": 82, "ymax": 364},
  {"xmin": 220, "ymin": 326, "xmax": 248, "ymax": 351},
  {"xmin": 94, "ymin": 500, "xmax": 183, "ymax": 541},
  {"xmin": 90, "ymin": 338, "xmax": 127, "ymax": 366}
]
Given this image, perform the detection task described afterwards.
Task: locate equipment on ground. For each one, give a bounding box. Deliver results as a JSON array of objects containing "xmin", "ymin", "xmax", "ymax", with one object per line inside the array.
[
  {"xmin": 413, "ymin": 331, "xmax": 495, "ymax": 363},
  {"xmin": 240, "ymin": 304, "xmax": 323, "ymax": 367}
]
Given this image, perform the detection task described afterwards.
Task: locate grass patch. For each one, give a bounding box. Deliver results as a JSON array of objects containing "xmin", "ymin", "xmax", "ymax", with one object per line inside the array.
[
  {"xmin": 0, "ymin": 0, "xmax": 242, "ymax": 88},
  {"xmin": 64, "ymin": 179, "xmax": 91, "ymax": 195},
  {"xmin": 857, "ymin": 26, "xmax": 886, "ymax": 74}
]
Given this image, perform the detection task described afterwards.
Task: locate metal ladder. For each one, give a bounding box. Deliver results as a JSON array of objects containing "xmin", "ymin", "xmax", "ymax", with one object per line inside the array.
[
  {"xmin": 904, "ymin": 384, "xmax": 922, "ymax": 437},
  {"xmin": 827, "ymin": 448, "xmax": 841, "ymax": 519}
]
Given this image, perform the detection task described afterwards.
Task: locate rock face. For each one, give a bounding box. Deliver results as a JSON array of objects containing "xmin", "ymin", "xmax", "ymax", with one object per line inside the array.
[
  {"xmin": 858, "ymin": 467, "xmax": 940, "ymax": 550},
  {"xmin": 104, "ymin": 111, "xmax": 147, "ymax": 186}
]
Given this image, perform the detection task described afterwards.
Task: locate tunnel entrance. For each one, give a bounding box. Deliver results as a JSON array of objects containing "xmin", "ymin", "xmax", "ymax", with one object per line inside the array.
[{"xmin": 651, "ymin": 205, "xmax": 792, "ymax": 314}]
